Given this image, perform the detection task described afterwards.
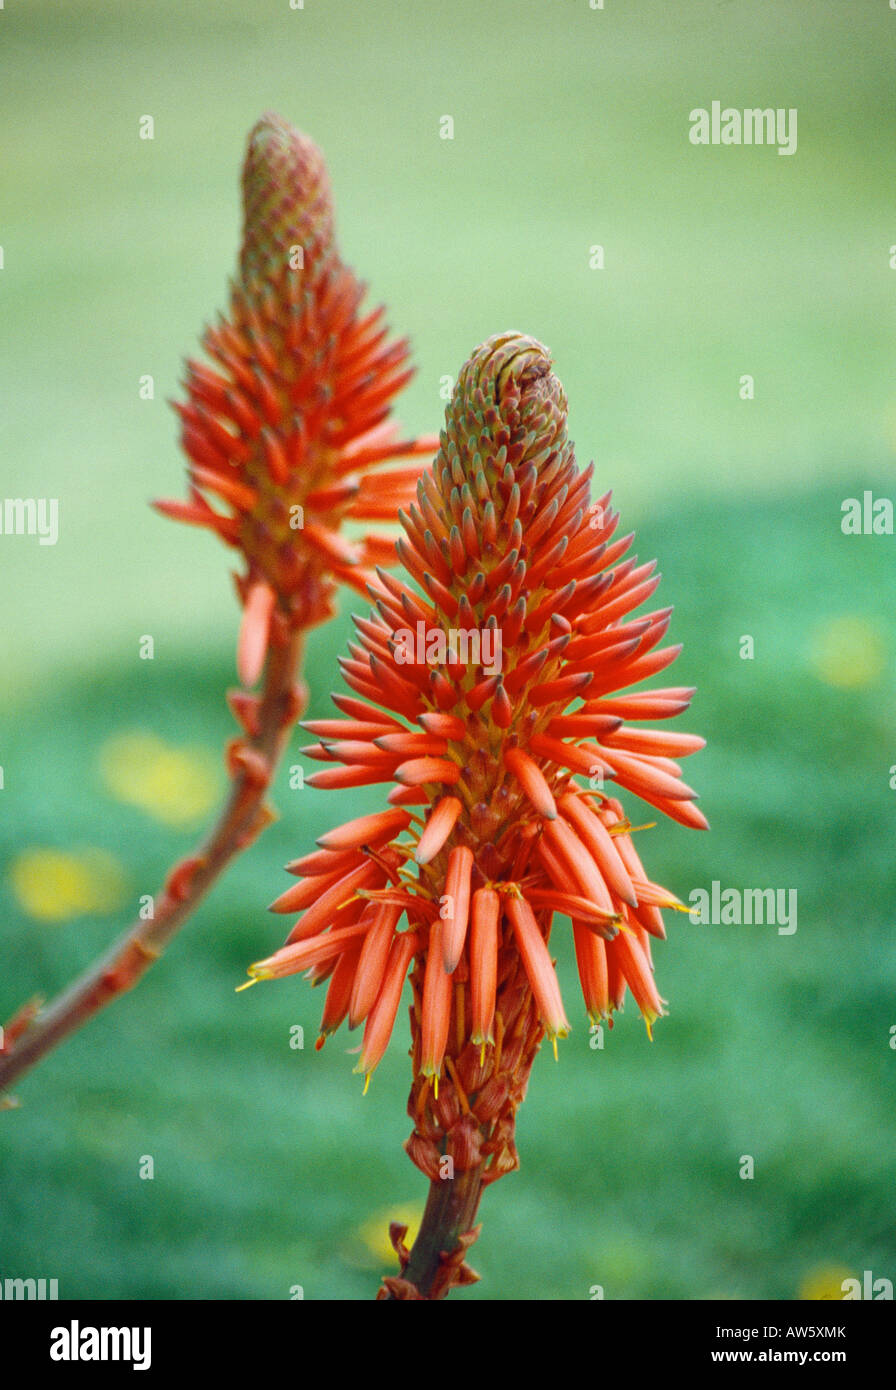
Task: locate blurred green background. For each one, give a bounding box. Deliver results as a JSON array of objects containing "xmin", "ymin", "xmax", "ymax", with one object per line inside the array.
[{"xmin": 1, "ymin": 0, "xmax": 894, "ymax": 1300}]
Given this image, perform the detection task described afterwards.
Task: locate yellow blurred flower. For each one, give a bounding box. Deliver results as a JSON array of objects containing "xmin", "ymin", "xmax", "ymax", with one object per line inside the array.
[
  {"xmin": 357, "ymin": 1202, "xmax": 424, "ymax": 1264},
  {"xmin": 809, "ymin": 616, "xmax": 886, "ymax": 690},
  {"xmin": 99, "ymin": 731, "xmax": 220, "ymax": 826},
  {"xmin": 11, "ymin": 848, "xmax": 128, "ymax": 922},
  {"xmin": 798, "ymin": 1264, "xmax": 854, "ymax": 1300}
]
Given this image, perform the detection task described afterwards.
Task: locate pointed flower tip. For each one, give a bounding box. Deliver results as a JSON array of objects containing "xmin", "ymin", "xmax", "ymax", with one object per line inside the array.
[{"xmin": 241, "ymin": 112, "xmax": 333, "ymax": 278}]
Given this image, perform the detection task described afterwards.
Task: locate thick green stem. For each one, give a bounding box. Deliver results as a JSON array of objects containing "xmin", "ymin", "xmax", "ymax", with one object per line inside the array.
[{"xmin": 387, "ymin": 1164, "xmax": 485, "ymax": 1299}]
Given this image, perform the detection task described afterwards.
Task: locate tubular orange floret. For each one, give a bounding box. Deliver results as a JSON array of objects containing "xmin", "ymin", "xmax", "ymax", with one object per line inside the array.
[
  {"xmin": 317, "ymin": 937, "xmax": 363, "ymax": 1044},
  {"xmin": 539, "ymin": 816, "xmax": 615, "ymax": 915},
  {"xmin": 524, "ymin": 888, "xmax": 620, "ymax": 936},
  {"xmin": 269, "ymin": 856, "xmax": 379, "ymax": 919},
  {"xmin": 607, "ymin": 929, "xmax": 665, "ymax": 1037},
  {"xmin": 316, "ymin": 808, "xmax": 411, "ymax": 851},
  {"xmin": 441, "ymin": 846, "xmax": 474, "ymax": 973},
  {"xmin": 557, "ymin": 793, "xmax": 638, "ymax": 908},
  {"xmin": 245, "ymin": 919, "xmax": 370, "ymax": 982},
  {"xmin": 503, "ymin": 747, "xmax": 558, "ymax": 820},
  {"xmin": 415, "ymin": 796, "xmax": 463, "ymax": 866},
  {"xmin": 469, "ymin": 887, "xmax": 499, "ymax": 1047},
  {"xmin": 348, "ymin": 903, "xmax": 404, "ymax": 1027},
  {"xmin": 572, "ymin": 920, "xmax": 610, "ymax": 1023},
  {"xmin": 420, "ymin": 919, "xmax": 454, "ymax": 1090},
  {"xmin": 504, "ymin": 893, "xmax": 570, "ymax": 1042},
  {"xmin": 394, "ymin": 757, "xmax": 461, "ymax": 787},
  {"xmin": 356, "ymin": 931, "xmax": 420, "ymax": 1085},
  {"xmin": 285, "ymin": 845, "xmax": 365, "ymax": 876}
]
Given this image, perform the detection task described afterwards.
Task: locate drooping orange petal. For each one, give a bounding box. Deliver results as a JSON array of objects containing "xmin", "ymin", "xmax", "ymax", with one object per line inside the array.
[
  {"xmin": 503, "ymin": 747, "xmax": 557, "ymax": 820},
  {"xmin": 329, "ymin": 694, "xmax": 405, "ymax": 727},
  {"xmin": 572, "ymin": 920, "xmax": 610, "ymax": 1022},
  {"xmin": 528, "ymin": 733, "xmax": 614, "ymax": 781},
  {"xmin": 648, "ymin": 795, "xmax": 710, "ymax": 831},
  {"xmin": 315, "ymin": 807, "xmax": 411, "ymax": 852},
  {"xmin": 539, "ymin": 817, "xmax": 615, "ymax": 915},
  {"xmin": 269, "ymin": 856, "xmax": 379, "ymax": 916},
  {"xmin": 348, "ymin": 904, "xmax": 403, "ymax": 1027},
  {"xmin": 317, "ymin": 739, "xmax": 400, "ymax": 767},
  {"xmin": 317, "ymin": 937, "xmax": 363, "ymax": 1045},
  {"xmin": 608, "ymin": 930, "xmax": 664, "ymax": 1036},
  {"xmin": 305, "ymin": 764, "xmax": 393, "ymax": 790},
  {"xmin": 302, "ymin": 717, "xmax": 395, "ymax": 740},
  {"xmin": 418, "ymin": 711, "xmax": 467, "ymax": 740},
  {"xmin": 415, "ymin": 796, "xmax": 463, "ymax": 866},
  {"xmin": 525, "ymin": 888, "xmax": 619, "ymax": 935},
  {"xmin": 558, "ymin": 793, "xmax": 638, "ymax": 907},
  {"xmin": 504, "ymin": 894, "xmax": 569, "ymax": 1041},
  {"xmin": 420, "ymin": 919, "xmax": 453, "ymax": 1086},
  {"xmin": 246, "ymin": 920, "xmax": 370, "ymax": 982},
  {"xmin": 393, "ymin": 757, "xmax": 460, "ymax": 787},
  {"xmin": 599, "ymin": 746, "xmax": 698, "ymax": 804},
  {"xmin": 355, "ymin": 931, "xmax": 421, "ymax": 1084},
  {"xmin": 602, "ymin": 727, "xmax": 706, "ymax": 758},
  {"xmin": 373, "ymin": 732, "xmax": 448, "ymax": 758},
  {"xmin": 441, "ymin": 846, "xmax": 474, "ymax": 973},
  {"xmin": 267, "ymin": 865, "xmax": 355, "ymax": 913},
  {"xmin": 469, "ymin": 887, "xmax": 499, "ymax": 1046}
]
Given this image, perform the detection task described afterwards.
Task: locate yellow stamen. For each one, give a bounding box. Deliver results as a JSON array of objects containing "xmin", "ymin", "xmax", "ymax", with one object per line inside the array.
[
  {"xmin": 494, "ymin": 1011, "xmax": 505, "ymax": 1072},
  {"xmin": 552, "ymin": 1035, "xmax": 558, "ymax": 1061},
  {"xmin": 363, "ymin": 1073, "xmax": 371, "ymax": 1096},
  {"xmin": 361, "ymin": 843, "xmax": 402, "ymax": 885},
  {"xmin": 235, "ymin": 976, "xmax": 260, "ymax": 992}
]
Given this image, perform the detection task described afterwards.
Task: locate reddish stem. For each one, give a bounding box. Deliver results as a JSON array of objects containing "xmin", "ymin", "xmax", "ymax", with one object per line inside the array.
[
  {"xmin": 381, "ymin": 1163, "xmax": 485, "ymax": 1300},
  {"xmin": 0, "ymin": 630, "xmax": 305, "ymax": 1099}
]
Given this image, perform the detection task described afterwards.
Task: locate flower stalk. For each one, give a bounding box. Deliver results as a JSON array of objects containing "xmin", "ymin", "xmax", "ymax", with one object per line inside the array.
[{"xmin": 0, "ymin": 629, "xmax": 304, "ymax": 1096}]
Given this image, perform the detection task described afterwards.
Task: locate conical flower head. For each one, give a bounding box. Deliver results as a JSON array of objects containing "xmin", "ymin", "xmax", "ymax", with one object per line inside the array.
[
  {"xmin": 246, "ymin": 331, "xmax": 706, "ymax": 1189},
  {"xmin": 238, "ymin": 114, "xmax": 334, "ymax": 288},
  {"xmin": 156, "ymin": 112, "xmax": 435, "ymax": 685}
]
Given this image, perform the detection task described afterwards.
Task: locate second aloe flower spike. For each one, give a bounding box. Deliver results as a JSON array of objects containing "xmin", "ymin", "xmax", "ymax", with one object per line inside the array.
[{"xmin": 246, "ymin": 331, "xmax": 707, "ymax": 1298}]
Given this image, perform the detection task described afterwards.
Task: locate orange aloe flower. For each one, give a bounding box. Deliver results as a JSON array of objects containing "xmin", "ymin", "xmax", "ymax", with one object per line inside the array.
[
  {"xmin": 0, "ymin": 115, "xmax": 439, "ymax": 1109},
  {"xmin": 155, "ymin": 111, "xmax": 436, "ymax": 688},
  {"xmin": 244, "ymin": 332, "xmax": 706, "ymax": 1298}
]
